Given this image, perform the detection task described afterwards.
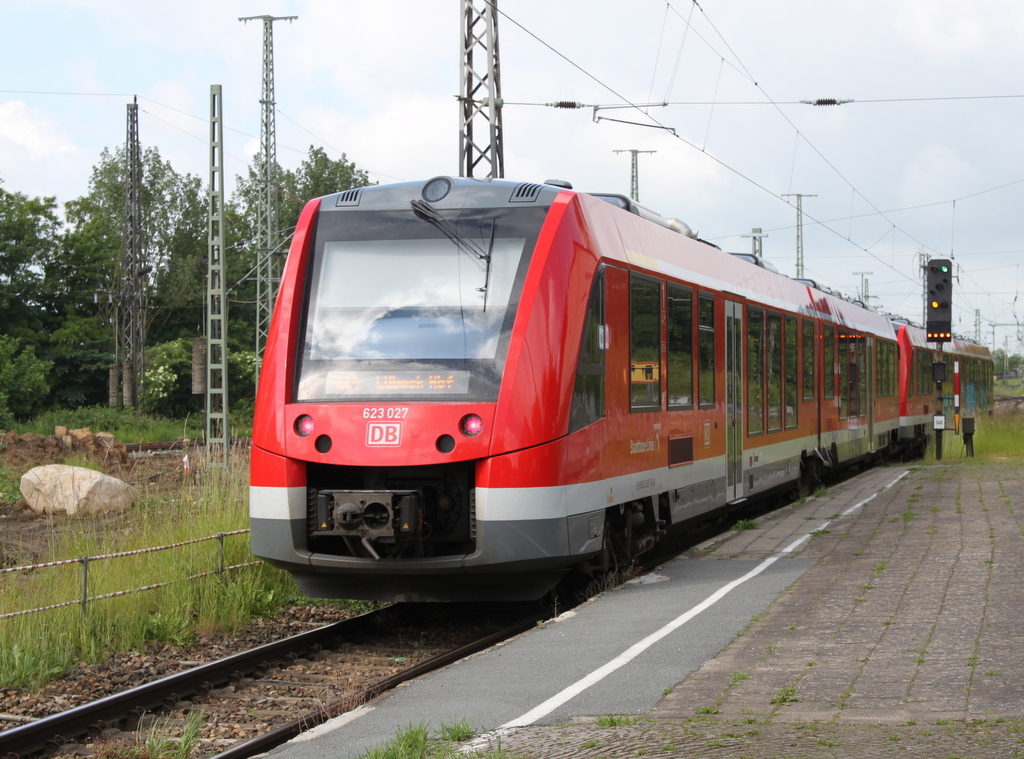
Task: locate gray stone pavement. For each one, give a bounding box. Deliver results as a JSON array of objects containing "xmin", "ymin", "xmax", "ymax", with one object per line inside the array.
[{"xmin": 485, "ymin": 461, "xmax": 1024, "ymax": 758}]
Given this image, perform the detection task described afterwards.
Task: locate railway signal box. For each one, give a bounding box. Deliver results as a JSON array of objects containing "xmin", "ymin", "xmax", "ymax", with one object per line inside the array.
[{"xmin": 926, "ymin": 259, "xmax": 952, "ymax": 342}]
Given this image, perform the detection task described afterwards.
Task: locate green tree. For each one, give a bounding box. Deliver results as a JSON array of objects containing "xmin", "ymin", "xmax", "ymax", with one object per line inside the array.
[
  {"xmin": 0, "ymin": 335, "xmax": 52, "ymax": 424},
  {"xmin": 232, "ymin": 145, "xmax": 372, "ymax": 244},
  {"xmin": 0, "ymin": 181, "xmax": 62, "ymax": 347}
]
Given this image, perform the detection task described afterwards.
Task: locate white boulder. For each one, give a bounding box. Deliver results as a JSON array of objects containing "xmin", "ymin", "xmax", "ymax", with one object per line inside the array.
[{"xmin": 20, "ymin": 465, "xmax": 140, "ymax": 517}]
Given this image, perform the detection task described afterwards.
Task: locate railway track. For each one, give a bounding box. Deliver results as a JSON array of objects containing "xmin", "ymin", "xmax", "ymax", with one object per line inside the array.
[{"xmin": 0, "ymin": 603, "xmax": 546, "ymax": 759}]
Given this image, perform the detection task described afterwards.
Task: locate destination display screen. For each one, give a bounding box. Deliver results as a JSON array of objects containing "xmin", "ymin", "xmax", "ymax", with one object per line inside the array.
[{"xmin": 323, "ymin": 370, "xmax": 471, "ymax": 396}]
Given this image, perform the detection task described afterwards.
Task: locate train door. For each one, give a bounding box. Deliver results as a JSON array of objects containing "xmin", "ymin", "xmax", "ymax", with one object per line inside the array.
[{"xmin": 725, "ymin": 300, "xmax": 743, "ymax": 501}]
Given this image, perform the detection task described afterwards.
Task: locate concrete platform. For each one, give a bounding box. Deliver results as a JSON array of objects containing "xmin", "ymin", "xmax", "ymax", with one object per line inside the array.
[{"xmin": 262, "ymin": 461, "xmax": 1024, "ymax": 759}]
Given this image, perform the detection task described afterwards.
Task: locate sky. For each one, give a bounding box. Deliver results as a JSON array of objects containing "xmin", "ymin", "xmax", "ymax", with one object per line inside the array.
[{"xmin": 2, "ymin": 0, "xmax": 1023, "ymax": 353}]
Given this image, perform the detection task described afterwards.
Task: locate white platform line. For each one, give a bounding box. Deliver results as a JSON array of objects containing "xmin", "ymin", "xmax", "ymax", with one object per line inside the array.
[
  {"xmin": 499, "ymin": 555, "xmax": 780, "ymax": 729},
  {"xmin": 497, "ymin": 467, "xmax": 911, "ymax": 730}
]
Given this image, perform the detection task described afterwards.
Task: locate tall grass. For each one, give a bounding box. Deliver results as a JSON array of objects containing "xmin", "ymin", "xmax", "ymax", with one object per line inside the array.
[
  {"xmin": 922, "ymin": 412, "xmax": 1024, "ymax": 463},
  {"xmin": 963, "ymin": 412, "xmax": 1024, "ymax": 461},
  {"xmin": 0, "ymin": 446, "xmax": 302, "ymax": 688}
]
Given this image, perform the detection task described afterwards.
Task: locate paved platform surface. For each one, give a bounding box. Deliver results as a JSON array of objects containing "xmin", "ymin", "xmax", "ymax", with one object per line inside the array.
[{"xmin": 485, "ymin": 461, "xmax": 1024, "ymax": 758}]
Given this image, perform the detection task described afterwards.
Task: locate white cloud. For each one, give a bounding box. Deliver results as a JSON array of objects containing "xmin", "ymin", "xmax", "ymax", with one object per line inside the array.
[{"xmin": 0, "ymin": 100, "xmax": 77, "ymax": 160}]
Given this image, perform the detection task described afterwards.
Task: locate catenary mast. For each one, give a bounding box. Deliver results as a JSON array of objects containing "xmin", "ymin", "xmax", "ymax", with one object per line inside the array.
[
  {"xmin": 121, "ymin": 98, "xmax": 145, "ymax": 409},
  {"xmin": 205, "ymin": 85, "xmax": 230, "ymax": 466},
  {"xmin": 240, "ymin": 14, "xmax": 296, "ymax": 383},
  {"xmin": 459, "ymin": 0, "xmax": 503, "ymax": 178}
]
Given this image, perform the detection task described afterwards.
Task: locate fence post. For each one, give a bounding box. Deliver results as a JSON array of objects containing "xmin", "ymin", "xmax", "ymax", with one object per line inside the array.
[
  {"xmin": 216, "ymin": 533, "xmax": 226, "ymax": 576},
  {"xmin": 79, "ymin": 556, "xmax": 90, "ymax": 617}
]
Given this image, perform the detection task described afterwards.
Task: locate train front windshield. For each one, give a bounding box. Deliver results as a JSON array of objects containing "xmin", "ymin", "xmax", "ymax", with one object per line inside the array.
[{"xmin": 295, "ymin": 206, "xmax": 547, "ymax": 402}]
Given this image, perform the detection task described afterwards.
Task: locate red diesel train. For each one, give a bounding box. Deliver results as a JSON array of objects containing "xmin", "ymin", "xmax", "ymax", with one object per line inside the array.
[{"xmin": 250, "ymin": 176, "xmax": 992, "ymax": 602}]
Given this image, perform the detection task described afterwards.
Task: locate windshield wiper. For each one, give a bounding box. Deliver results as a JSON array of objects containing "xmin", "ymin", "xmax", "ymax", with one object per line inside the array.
[{"xmin": 410, "ymin": 198, "xmax": 490, "ymax": 263}]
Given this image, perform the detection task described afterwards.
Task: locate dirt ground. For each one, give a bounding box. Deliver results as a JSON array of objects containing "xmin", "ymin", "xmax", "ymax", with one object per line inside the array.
[{"xmin": 0, "ymin": 428, "xmax": 189, "ymax": 568}]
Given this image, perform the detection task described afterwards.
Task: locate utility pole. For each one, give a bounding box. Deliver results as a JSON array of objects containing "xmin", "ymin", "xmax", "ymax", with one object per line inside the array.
[
  {"xmin": 853, "ymin": 271, "xmax": 873, "ymax": 306},
  {"xmin": 742, "ymin": 228, "xmax": 767, "ymax": 258},
  {"xmin": 782, "ymin": 193, "xmax": 815, "ymax": 279},
  {"xmin": 206, "ymin": 85, "xmax": 230, "ymax": 467},
  {"xmin": 917, "ymin": 252, "xmax": 929, "ymax": 326},
  {"xmin": 459, "ymin": 0, "xmax": 503, "ymax": 178},
  {"xmin": 240, "ymin": 14, "xmax": 296, "ymax": 383},
  {"xmin": 975, "ymin": 309, "xmax": 981, "ymax": 343},
  {"xmin": 989, "ymin": 322, "xmax": 1020, "ymax": 353},
  {"xmin": 121, "ymin": 98, "xmax": 144, "ymax": 410},
  {"xmin": 613, "ymin": 149, "xmax": 656, "ymax": 201}
]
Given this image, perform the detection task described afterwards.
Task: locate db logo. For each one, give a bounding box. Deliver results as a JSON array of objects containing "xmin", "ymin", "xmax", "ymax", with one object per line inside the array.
[{"xmin": 366, "ymin": 422, "xmax": 402, "ymax": 446}]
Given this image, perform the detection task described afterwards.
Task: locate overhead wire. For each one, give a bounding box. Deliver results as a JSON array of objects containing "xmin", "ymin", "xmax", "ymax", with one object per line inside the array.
[{"xmin": 500, "ymin": 0, "xmax": 1022, "ymax": 330}]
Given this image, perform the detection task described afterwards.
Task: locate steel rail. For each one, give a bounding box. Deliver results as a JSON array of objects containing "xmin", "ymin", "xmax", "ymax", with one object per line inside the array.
[
  {"xmin": 209, "ymin": 609, "xmax": 549, "ymax": 759},
  {"xmin": 0, "ymin": 610, "xmax": 387, "ymax": 758}
]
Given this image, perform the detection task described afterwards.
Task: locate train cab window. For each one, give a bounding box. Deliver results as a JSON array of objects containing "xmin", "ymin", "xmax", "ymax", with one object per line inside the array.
[
  {"xmin": 785, "ymin": 314, "xmax": 798, "ymax": 429},
  {"xmin": 767, "ymin": 311, "xmax": 783, "ymax": 431},
  {"xmin": 823, "ymin": 323, "xmax": 835, "ymax": 400},
  {"xmin": 630, "ymin": 275, "xmax": 662, "ymax": 412},
  {"xmin": 747, "ymin": 306, "xmax": 764, "ymax": 435},
  {"xmin": 667, "ymin": 284, "xmax": 694, "ymax": 409},
  {"xmin": 802, "ymin": 319, "xmax": 815, "ymax": 401},
  {"xmin": 698, "ymin": 293, "xmax": 716, "ymax": 408},
  {"xmin": 569, "ymin": 270, "xmax": 606, "ymax": 432}
]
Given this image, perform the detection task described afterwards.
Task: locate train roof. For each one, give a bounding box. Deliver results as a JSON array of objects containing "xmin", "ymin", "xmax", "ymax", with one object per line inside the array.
[
  {"xmin": 895, "ymin": 322, "xmax": 993, "ymax": 359},
  {"xmin": 317, "ymin": 177, "xmax": 896, "ymax": 340},
  {"xmin": 571, "ymin": 191, "xmax": 897, "ymax": 340}
]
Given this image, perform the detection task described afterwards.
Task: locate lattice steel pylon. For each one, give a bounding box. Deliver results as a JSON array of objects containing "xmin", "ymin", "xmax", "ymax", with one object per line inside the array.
[
  {"xmin": 613, "ymin": 149, "xmax": 656, "ymax": 201},
  {"xmin": 782, "ymin": 193, "xmax": 815, "ymax": 279},
  {"xmin": 206, "ymin": 85, "xmax": 230, "ymax": 467},
  {"xmin": 121, "ymin": 98, "xmax": 145, "ymax": 409},
  {"xmin": 241, "ymin": 14, "xmax": 296, "ymax": 381},
  {"xmin": 459, "ymin": 0, "xmax": 503, "ymax": 178}
]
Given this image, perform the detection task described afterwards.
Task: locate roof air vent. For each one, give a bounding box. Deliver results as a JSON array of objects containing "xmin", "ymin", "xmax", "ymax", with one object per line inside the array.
[
  {"xmin": 335, "ymin": 188, "xmax": 362, "ymax": 207},
  {"xmin": 510, "ymin": 183, "xmax": 544, "ymax": 203}
]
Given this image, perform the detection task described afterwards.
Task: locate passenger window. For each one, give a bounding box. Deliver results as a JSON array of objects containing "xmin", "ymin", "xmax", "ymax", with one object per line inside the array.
[
  {"xmin": 569, "ymin": 270, "xmax": 605, "ymax": 432},
  {"xmin": 802, "ymin": 319, "xmax": 815, "ymax": 401},
  {"xmin": 630, "ymin": 275, "xmax": 662, "ymax": 412},
  {"xmin": 767, "ymin": 311, "xmax": 782, "ymax": 431},
  {"xmin": 698, "ymin": 294, "xmax": 716, "ymax": 408},
  {"xmin": 747, "ymin": 306, "xmax": 764, "ymax": 435},
  {"xmin": 785, "ymin": 314, "xmax": 798, "ymax": 429},
  {"xmin": 667, "ymin": 284, "xmax": 693, "ymax": 410},
  {"xmin": 823, "ymin": 323, "xmax": 835, "ymax": 400}
]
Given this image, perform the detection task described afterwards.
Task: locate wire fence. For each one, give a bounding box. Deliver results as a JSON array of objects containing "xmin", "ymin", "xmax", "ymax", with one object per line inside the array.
[{"xmin": 0, "ymin": 529, "xmax": 258, "ymax": 620}]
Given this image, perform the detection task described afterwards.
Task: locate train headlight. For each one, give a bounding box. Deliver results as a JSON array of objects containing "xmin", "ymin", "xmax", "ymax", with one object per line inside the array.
[
  {"xmin": 295, "ymin": 415, "xmax": 315, "ymax": 437},
  {"xmin": 460, "ymin": 414, "xmax": 484, "ymax": 437}
]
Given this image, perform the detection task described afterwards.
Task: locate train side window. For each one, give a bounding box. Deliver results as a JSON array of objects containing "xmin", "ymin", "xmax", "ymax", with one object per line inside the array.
[
  {"xmin": 569, "ymin": 270, "xmax": 606, "ymax": 432},
  {"xmin": 857, "ymin": 337, "xmax": 867, "ymax": 417},
  {"xmin": 630, "ymin": 274, "xmax": 662, "ymax": 412},
  {"xmin": 785, "ymin": 314, "xmax": 798, "ymax": 429},
  {"xmin": 698, "ymin": 293, "xmax": 716, "ymax": 408},
  {"xmin": 747, "ymin": 306, "xmax": 764, "ymax": 435},
  {"xmin": 802, "ymin": 319, "xmax": 815, "ymax": 401},
  {"xmin": 838, "ymin": 333, "xmax": 849, "ymax": 418},
  {"xmin": 823, "ymin": 323, "xmax": 835, "ymax": 400},
  {"xmin": 668, "ymin": 284, "xmax": 694, "ymax": 410},
  {"xmin": 916, "ymin": 348, "xmax": 931, "ymax": 395},
  {"xmin": 878, "ymin": 341, "xmax": 896, "ymax": 397},
  {"xmin": 767, "ymin": 311, "xmax": 783, "ymax": 431}
]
